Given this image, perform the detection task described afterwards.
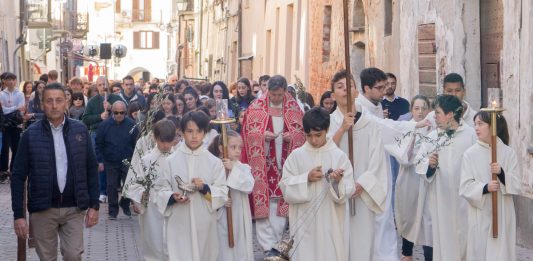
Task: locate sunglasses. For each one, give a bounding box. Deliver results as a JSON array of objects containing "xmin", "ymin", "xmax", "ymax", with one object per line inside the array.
[
  {"xmin": 113, "ymin": 111, "xmax": 126, "ymax": 115},
  {"xmin": 73, "ymin": 97, "xmax": 84, "ymax": 101}
]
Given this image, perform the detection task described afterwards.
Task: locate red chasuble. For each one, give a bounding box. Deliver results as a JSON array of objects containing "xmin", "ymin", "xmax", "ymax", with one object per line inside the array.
[{"xmin": 241, "ymin": 93, "xmax": 305, "ymax": 219}]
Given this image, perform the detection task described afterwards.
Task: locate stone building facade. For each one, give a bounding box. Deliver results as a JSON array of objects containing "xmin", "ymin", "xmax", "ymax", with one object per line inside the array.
[
  {"xmin": 308, "ymin": 0, "xmax": 533, "ymax": 248},
  {"xmin": 184, "ymin": 0, "xmax": 532, "ymax": 246}
]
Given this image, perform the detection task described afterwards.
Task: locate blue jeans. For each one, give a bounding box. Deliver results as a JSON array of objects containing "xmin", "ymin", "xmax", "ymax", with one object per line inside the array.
[{"xmin": 91, "ymin": 131, "xmax": 107, "ymax": 196}]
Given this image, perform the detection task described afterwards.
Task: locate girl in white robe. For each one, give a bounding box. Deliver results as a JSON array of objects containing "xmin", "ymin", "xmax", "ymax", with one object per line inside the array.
[
  {"xmin": 459, "ymin": 112, "xmax": 521, "ymax": 261},
  {"xmin": 280, "ymin": 107, "xmax": 355, "ymax": 261},
  {"xmin": 154, "ymin": 111, "xmax": 228, "ymax": 261},
  {"xmin": 415, "ymin": 95, "xmax": 477, "ymax": 261},
  {"xmin": 207, "ymin": 131, "xmax": 255, "ymax": 261},
  {"xmin": 124, "ymin": 119, "xmax": 178, "ymax": 261},
  {"xmin": 389, "ymin": 95, "xmax": 433, "ymax": 261}
]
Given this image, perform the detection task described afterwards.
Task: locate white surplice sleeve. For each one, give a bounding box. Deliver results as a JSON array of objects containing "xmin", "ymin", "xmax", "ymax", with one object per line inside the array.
[
  {"xmin": 356, "ymin": 133, "xmax": 388, "ymax": 214},
  {"xmin": 207, "ymin": 159, "xmax": 229, "ymax": 212},
  {"xmin": 500, "ymin": 148, "xmax": 521, "ymax": 195},
  {"xmin": 280, "ymin": 153, "xmax": 312, "ymax": 204},
  {"xmin": 226, "ymin": 161, "xmax": 254, "ymax": 194},
  {"xmin": 329, "ymin": 154, "xmax": 355, "ymax": 204},
  {"xmin": 459, "ymin": 153, "xmax": 487, "ymax": 209},
  {"xmin": 415, "ymin": 139, "xmax": 436, "ymax": 183},
  {"xmin": 153, "ymin": 159, "xmax": 176, "ymax": 217}
]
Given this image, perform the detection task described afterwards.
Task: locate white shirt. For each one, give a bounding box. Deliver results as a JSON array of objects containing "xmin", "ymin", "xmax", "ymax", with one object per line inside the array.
[
  {"xmin": 50, "ymin": 118, "xmax": 68, "ymax": 193},
  {"xmin": 0, "ymin": 88, "xmax": 25, "ymax": 114}
]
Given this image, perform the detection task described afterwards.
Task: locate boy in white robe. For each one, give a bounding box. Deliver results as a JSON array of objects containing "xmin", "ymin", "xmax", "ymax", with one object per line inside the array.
[
  {"xmin": 280, "ymin": 107, "xmax": 355, "ymax": 261},
  {"xmin": 207, "ymin": 131, "xmax": 255, "ymax": 261},
  {"xmin": 460, "ymin": 112, "xmax": 521, "ymax": 261},
  {"xmin": 415, "ymin": 95, "xmax": 477, "ymax": 261},
  {"xmin": 154, "ymin": 111, "xmax": 228, "ymax": 261},
  {"xmin": 327, "ymin": 70, "xmax": 389, "ymax": 261},
  {"xmin": 124, "ymin": 119, "xmax": 177, "ymax": 261}
]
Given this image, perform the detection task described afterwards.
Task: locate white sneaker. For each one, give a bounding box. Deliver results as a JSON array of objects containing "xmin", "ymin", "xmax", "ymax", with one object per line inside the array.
[{"xmin": 99, "ymin": 195, "xmax": 107, "ymax": 203}]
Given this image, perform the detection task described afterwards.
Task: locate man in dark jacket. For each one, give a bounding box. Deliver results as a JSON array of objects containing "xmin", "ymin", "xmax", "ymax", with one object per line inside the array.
[
  {"xmin": 82, "ymin": 75, "xmax": 125, "ymax": 203},
  {"xmin": 11, "ymin": 83, "xmax": 99, "ymax": 261},
  {"xmin": 96, "ymin": 100, "xmax": 138, "ymax": 219}
]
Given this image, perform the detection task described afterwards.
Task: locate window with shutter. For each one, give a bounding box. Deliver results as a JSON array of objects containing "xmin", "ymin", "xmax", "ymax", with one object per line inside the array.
[
  {"xmin": 144, "ymin": 0, "xmax": 151, "ymax": 22},
  {"xmin": 133, "ymin": 31, "xmax": 159, "ymax": 49}
]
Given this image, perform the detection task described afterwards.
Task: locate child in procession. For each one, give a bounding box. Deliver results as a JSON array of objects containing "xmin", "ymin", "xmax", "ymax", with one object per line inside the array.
[
  {"xmin": 123, "ymin": 119, "xmax": 177, "ymax": 261},
  {"xmin": 154, "ymin": 111, "xmax": 228, "ymax": 261},
  {"xmin": 280, "ymin": 107, "xmax": 355, "ymax": 261},
  {"xmin": 208, "ymin": 131, "xmax": 255, "ymax": 261},
  {"xmin": 459, "ymin": 112, "xmax": 521, "ymax": 261}
]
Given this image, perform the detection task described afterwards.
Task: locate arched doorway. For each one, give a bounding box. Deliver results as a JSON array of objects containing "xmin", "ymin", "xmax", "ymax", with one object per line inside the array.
[
  {"xmin": 127, "ymin": 67, "xmax": 151, "ymax": 83},
  {"xmin": 351, "ymin": 0, "xmax": 366, "ymax": 89}
]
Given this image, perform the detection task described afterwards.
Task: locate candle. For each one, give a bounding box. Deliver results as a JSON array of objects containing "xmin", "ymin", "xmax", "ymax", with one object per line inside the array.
[
  {"xmin": 216, "ymin": 99, "xmax": 229, "ymax": 120},
  {"xmin": 491, "ymin": 100, "xmax": 498, "ymax": 109}
]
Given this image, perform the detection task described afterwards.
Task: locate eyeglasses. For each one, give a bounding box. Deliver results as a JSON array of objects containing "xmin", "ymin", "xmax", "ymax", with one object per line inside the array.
[{"xmin": 113, "ymin": 111, "xmax": 126, "ymax": 115}]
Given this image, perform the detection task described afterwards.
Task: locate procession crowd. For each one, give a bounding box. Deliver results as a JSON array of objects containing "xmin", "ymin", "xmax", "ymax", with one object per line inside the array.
[{"xmin": 1, "ymin": 66, "xmax": 521, "ymax": 261}]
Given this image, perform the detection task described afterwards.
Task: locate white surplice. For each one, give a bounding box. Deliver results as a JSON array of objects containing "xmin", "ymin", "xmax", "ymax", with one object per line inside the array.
[
  {"xmin": 328, "ymin": 108, "xmax": 389, "ymax": 261},
  {"xmin": 123, "ymin": 147, "xmax": 170, "ymax": 261},
  {"xmin": 217, "ymin": 161, "xmax": 255, "ymax": 261},
  {"xmin": 459, "ymin": 139, "xmax": 521, "ymax": 261},
  {"xmin": 130, "ymin": 133, "xmax": 156, "ymax": 168},
  {"xmin": 389, "ymin": 122, "xmax": 432, "ymax": 246},
  {"xmin": 279, "ymin": 139, "xmax": 355, "ymax": 261},
  {"xmin": 356, "ymin": 95, "xmax": 403, "ymax": 261},
  {"xmin": 154, "ymin": 143, "xmax": 228, "ymax": 261},
  {"xmin": 415, "ymin": 123, "xmax": 477, "ymax": 261}
]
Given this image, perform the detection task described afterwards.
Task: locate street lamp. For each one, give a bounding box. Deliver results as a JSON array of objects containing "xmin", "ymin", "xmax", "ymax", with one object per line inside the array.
[{"xmin": 176, "ymin": 0, "xmax": 189, "ymax": 12}]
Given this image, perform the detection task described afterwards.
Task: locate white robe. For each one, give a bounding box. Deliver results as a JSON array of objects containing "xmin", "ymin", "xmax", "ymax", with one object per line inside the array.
[
  {"xmin": 459, "ymin": 139, "xmax": 521, "ymax": 261},
  {"xmin": 356, "ymin": 94, "xmax": 402, "ymax": 261},
  {"xmin": 217, "ymin": 161, "xmax": 255, "ymax": 261},
  {"xmin": 123, "ymin": 147, "xmax": 170, "ymax": 261},
  {"xmin": 415, "ymin": 123, "xmax": 477, "ymax": 261},
  {"xmin": 154, "ymin": 143, "xmax": 228, "ymax": 261},
  {"xmin": 131, "ymin": 133, "xmax": 156, "ymax": 168},
  {"xmin": 279, "ymin": 139, "xmax": 355, "ymax": 261},
  {"xmin": 328, "ymin": 109, "xmax": 389, "ymax": 261},
  {"xmin": 389, "ymin": 122, "xmax": 432, "ymax": 246}
]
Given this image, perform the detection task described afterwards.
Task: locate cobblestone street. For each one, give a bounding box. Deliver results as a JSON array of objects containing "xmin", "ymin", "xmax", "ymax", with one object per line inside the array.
[{"xmin": 1, "ymin": 183, "xmax": 532, "ymax": 260}]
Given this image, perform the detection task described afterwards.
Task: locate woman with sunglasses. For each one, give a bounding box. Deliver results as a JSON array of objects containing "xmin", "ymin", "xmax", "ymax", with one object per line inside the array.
[{"xmin": 69, "ymin": 92, "xmax": 86, "ymax": 120}]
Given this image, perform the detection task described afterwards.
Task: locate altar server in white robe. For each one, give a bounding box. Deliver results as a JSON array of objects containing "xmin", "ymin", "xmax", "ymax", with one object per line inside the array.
[
  {"xmin": 207, "ymin": 131, "xmax": 255, "ymax": 261},
  {"xmin": 154, "ymin": 111, "xmax": 228, "ymax": 261},
  {"xmin": 415, "ymin": 95, "xmax": 477, "ymax": 261},
  {"xmin": 388, "ymin": 95, "xmax": 433, "ymax": 261},
  {"xmin": 459, "ymin": 112, "xmax": 521, "ymax": 261},
  {"xmin": 124, "ymin": 119, "xmax": 177, "ymax": 261},
  {"xmin": 280, "ymin": 107, "xmax": 355, "ymax": 261},
  {"xmin": 424, "ymin": 73, "xmax": 477, "ymax": 128},
  {"xmin": 327, "ymin": 70, "xmax": 389, "ymax": 261}
]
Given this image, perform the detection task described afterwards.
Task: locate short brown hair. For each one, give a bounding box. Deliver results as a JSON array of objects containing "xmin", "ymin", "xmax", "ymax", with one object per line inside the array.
[
  {"xmin": 153, "ymin": 119, "xmax": 177, "ymax": 142},
  {"xmin": 48, "ymin": 70, "xmax": 58, "ymax": 80}
]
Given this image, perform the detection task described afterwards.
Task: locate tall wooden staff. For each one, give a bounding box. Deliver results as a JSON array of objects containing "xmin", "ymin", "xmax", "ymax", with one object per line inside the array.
[
  {"xmin": 343, "ymin": 0, "xmax": 356, "ymax": 216},
  {"xmin": 480, "ymin": 98, "xmax": 504, "ymax": 238},
  {"xmin": 211, "ymin": 99, "xmax": 235, "ymax": 247}
]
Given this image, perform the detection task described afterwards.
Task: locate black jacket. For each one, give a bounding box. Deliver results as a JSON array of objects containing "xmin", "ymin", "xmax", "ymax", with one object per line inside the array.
[
  {"xmin": 95, "ymin": 117, "xmax": 138, "ymax": 164},
  {"xmin": 11, "ymin": 117, "xmax": 99, "ymax": 219}
]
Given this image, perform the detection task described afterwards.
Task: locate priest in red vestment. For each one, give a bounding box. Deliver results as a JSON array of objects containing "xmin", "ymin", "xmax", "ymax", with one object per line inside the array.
[{"xmin": 241, "ymin": 75, "xmax": 305, "ymax": 256}]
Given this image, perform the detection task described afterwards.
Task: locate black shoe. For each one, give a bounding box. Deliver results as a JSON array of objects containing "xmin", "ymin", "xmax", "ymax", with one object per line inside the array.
[
  {"xmin": 119, "ymin": 198, "xmax": 131, "ymax": 216},
  {"xmin": 265, "ymin": 248, "xmax": 281, "ymax": 257},
  {"xmin": 108, "ymin": 215, "xmax": 117, "ymax": 220}
]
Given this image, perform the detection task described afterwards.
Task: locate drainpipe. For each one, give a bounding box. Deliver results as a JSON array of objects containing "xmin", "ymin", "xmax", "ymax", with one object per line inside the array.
[
  {"xmin": 237, "ymin": 0, "xmax": 242, "ymax": 78},
  {"xmin": 198, "ymin": 0, "xmax": 204, "ymax": 78}
]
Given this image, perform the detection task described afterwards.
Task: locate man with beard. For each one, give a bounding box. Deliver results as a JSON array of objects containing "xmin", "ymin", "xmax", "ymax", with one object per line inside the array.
[{"xmin": 381, "ymin": 73, "xmax": 410, "ymax": 120}]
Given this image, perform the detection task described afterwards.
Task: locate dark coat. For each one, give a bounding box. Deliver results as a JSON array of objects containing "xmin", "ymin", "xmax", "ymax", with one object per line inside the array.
[{"xmin": 11, "ymin": 118, "xmax": 99, "ymax": 219}]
